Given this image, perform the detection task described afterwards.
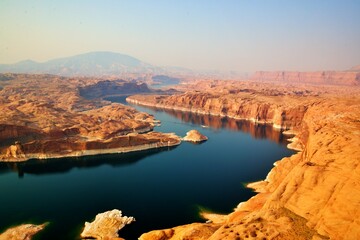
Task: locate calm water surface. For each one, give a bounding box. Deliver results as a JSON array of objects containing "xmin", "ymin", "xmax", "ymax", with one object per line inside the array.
[{"xmin": 0, "ymin": 96, "xmax": 294, "ymax": 239}]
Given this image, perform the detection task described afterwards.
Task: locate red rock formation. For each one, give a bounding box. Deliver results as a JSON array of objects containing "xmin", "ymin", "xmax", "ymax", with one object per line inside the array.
[
  {"xmin": 0, "ymin": 223, "xmax": 47, "ymax": 240},
  {"xmin": 0, "ymin": 124, "xmax": 44, "ymax": 143},
  {"xmin": 129, "ymin": 80, "xmax": 360, "ymax": 240},
  {"xmin": 127, "ymin": 93, "xmax": 308, "ymax": 130},
  {"xmin": 0, "ymin": 74, "xmax": 180, "ymax": 162}
]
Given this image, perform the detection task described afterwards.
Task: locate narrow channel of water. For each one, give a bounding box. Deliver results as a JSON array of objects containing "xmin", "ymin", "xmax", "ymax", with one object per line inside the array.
[{"xmin": 0, "ymin": 96, "xmax": 294, "ymax": 239}]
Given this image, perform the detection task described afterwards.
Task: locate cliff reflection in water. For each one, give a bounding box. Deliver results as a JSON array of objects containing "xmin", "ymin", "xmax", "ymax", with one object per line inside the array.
[
  {"xmin": 154, "ymin": 108, "xmax": 289, "ymax": 145},
  {"xmin": 0, "ymin": 106, "xmax": 290, "ymax": 178},
  {"xmin": 0, "ymin": 147, "xmax": 172, "ymax": 178}
]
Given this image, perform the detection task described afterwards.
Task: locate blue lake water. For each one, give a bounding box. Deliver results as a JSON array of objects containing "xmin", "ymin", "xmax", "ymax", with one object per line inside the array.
[{"xmin": 0, "ymin": 96, "xmax": 294, "ymax": 239}]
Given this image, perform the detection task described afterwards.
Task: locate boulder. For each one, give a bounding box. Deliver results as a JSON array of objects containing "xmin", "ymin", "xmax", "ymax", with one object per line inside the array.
[
  {"xmin": 80, "ymin": 209, "xmax": 135, "ymax": 239},
  {"xmin": 182, "ymin": 130, "xmax": 208, "ymax": 142}
]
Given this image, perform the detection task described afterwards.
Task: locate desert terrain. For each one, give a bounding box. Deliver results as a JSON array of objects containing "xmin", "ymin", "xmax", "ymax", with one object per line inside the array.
[
  {"xmin": 0, "ymin": 70, "xmax": 359, "ymax": 240},
  {"xmin": 0, "ymin": 73, "xmax": 180, "ymax": 162},
  {"xmin": 127, "ymin": 78, "xmax": 360, "ymax": 240}
]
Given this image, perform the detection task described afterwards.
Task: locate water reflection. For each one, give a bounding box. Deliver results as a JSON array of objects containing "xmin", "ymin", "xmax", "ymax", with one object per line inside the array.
[
  {"xmin": 0, "ymin": 104, "xmax": 289, "ymax": 178},
  {"xmin": 108, "ymin": 96, "xmax": 288, "ymax": 146},
  {"xmin": 139, "ymin": 106, "xmax": 288, "ymax": 145},
  {"xmin": 0, "ymin": 147, "xmax": 173, "ymax": 177}
]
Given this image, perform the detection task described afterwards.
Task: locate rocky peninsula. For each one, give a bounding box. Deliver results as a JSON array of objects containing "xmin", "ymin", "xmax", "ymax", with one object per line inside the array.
[
  {"xmin": 0, "ymin": 74, "xmax": 181, "ymax": 162},
  {"xmin": 127, "ymin": 79, "xmax": 360, "ymax": 239}
]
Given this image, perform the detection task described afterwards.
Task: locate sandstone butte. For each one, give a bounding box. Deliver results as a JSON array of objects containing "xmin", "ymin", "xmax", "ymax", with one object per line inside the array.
[
  {"xmin": 0, "ymin": 74, "xmax": 181, "ymax": 162},
  {"xmin": 182, "ymin": 129, "xmax": 208, "ymax": 142},
  {"xmin": 127, "ymin": 79, "xmax": 360, "ymax": 240}
]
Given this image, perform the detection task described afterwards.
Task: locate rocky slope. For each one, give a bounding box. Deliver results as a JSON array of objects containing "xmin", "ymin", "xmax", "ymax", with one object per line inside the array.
[
  {"xmin": 251, "ymin": 71, "xmax": 360, "ymax": 86},
  {"xmin": 0, "ymin": 74, "xmax": 180, "ymax": 162},
  {"xmin": 0, "ymin": 223, "xmax": 47, "ymax": 240},
  {"xmin": 128, "ymin": 80, "xmax": 360, "ymax": 240},
  {"xmin": 127, "ymin": 91, "xmax": 310, "ymax": 131}
]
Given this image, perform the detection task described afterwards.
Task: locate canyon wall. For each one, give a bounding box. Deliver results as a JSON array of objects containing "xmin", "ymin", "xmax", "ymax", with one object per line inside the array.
[
  {"xmin": 251, "ymin": 71, "xmax": 360, "ymax": 86},
  {"xmin": 128, "ymin": 82, "xmax": 360, "ymax": 240},
  {"xmin": 127, "ymin": 93, "xmax": 309, "ymax": 131},
  {"xmin": 0, "ymin": 74, "xmax": 179, "ymax": 162}
]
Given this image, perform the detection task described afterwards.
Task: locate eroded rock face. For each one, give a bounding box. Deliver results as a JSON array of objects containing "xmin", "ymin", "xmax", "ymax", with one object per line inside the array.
[
  {"xmin": 0, "ymin": 223, "xmax": 47, "ymax": 240},
  {"xmin": 127, "ymin": 91, "xmax": 309, "ymax": 130},
  {"xmin": 80, "ymin": 209, "xmax": 135, "ymax": 239},
  {"xmin": 182, "ymin": 130, "xmax": 208, "ymax": 142},
  {"xmin": 0, "ymin": 74, "xmax": 180, "ymax": 162},
  {"xmin": 130, "ymin": 80, "xmax": 360, "ymax": 240},
  {"xmin": 139, "ymin": 223, "xmax": 221, "ymax": 240},
  {"xmin": 5, "ymin": 141, "xmax": 25, "ymax": 159}
]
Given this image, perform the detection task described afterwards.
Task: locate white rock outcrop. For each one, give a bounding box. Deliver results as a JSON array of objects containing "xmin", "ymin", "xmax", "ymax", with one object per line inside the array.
[{"xmin": 80, "ymin": 209, "xmax": 135, "ymax": 239}]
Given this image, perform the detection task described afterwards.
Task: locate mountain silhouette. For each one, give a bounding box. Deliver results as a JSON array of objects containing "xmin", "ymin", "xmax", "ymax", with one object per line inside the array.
[{"xmin": 0, "ymin": 51, "xmax": 159, "ymax": 76}]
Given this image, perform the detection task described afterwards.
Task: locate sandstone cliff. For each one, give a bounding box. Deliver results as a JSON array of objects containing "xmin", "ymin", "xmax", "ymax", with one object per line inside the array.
[
  {"xmin": 128, "ymin": 80, "xmax": 360, "ymax": 240},
  {"xmin": 127, "ymin": 92, "xmax": 308, "ymax": 130},
  {"xmin": 139, "ymin": 107, "xmax": 289, "ymax": 145},
  {"xmin": 0, "ymin": 74, "xmax": 180, "ymax": 162}
]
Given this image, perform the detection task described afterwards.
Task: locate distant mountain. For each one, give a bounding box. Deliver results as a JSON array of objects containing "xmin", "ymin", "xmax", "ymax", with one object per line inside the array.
[
  {"xmin": 251, "ymin": 71, "xmax": 360, "ymax": 86},
  {"xmin": 0, "ymin": 52, "xmax": 159, "ymax": 76},
  {"xmin": 349, "ymin": 65, "xmax": 360, "ymax": 72}
]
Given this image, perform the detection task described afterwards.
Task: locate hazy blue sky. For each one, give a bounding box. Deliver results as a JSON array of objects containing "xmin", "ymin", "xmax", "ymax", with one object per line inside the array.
[{"xmin": 1, "ymin": 0, "xmax": 359, "ymax": 71}]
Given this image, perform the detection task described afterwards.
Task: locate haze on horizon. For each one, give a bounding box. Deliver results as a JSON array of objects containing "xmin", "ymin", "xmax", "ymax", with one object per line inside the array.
[{"xmin": 1, "ymin": 0, "xmax": 359, "ymax": 72}]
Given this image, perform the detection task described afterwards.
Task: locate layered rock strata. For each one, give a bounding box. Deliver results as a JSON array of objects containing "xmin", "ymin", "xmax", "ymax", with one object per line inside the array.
[
  {"xmin": 1, "ymin": 132, "xmax": 181, "ymax": 162},
  {"xmin": 127, "ymin": 92, "xmax": 308, "ymax": 130},
  {"xmin": 128, "ymin": 81, "xmax": 360, "ymax": 240},
  {"xmin": 0, "ymin": 74, "xmax": 180, "ymax": 162}
]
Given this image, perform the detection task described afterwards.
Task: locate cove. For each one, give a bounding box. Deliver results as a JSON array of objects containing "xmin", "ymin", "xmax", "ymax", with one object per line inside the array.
[{"xmin": 0, "ymin": 96, "xmax": 294, "ymax": 240}]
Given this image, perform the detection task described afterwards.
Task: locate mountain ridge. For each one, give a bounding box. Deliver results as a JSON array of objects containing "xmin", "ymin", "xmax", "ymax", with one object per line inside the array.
[{"xmin": 0, "ymin": 51, "xmax": 158, "ymax": 76}]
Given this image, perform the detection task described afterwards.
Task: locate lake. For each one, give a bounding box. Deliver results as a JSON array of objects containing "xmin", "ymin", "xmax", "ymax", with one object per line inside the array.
[{"xmin": 0, "ymin": 96, "xmax": 294, "ymax": 239}]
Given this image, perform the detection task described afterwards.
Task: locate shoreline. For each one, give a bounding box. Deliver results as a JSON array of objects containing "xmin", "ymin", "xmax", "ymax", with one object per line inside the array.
[
  {"xmin": 126, "ymin": 96, "xmax": 306, "ymax": 152},
  {"xmin": 126, "ymin": 97, "xmax": 291, "ymax": 130},
  {"xmin": 128, "ymin": 93, "xmax": 360, "ymax": 240},
  {"xmin": 0, "ymin": 132, "xmax": 181, "ymax": 163}
]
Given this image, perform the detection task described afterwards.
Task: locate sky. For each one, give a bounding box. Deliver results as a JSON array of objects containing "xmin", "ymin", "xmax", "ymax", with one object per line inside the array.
[{"xmin": 0, "ymin": 0, "xmax": 359, "ymax": 72}]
